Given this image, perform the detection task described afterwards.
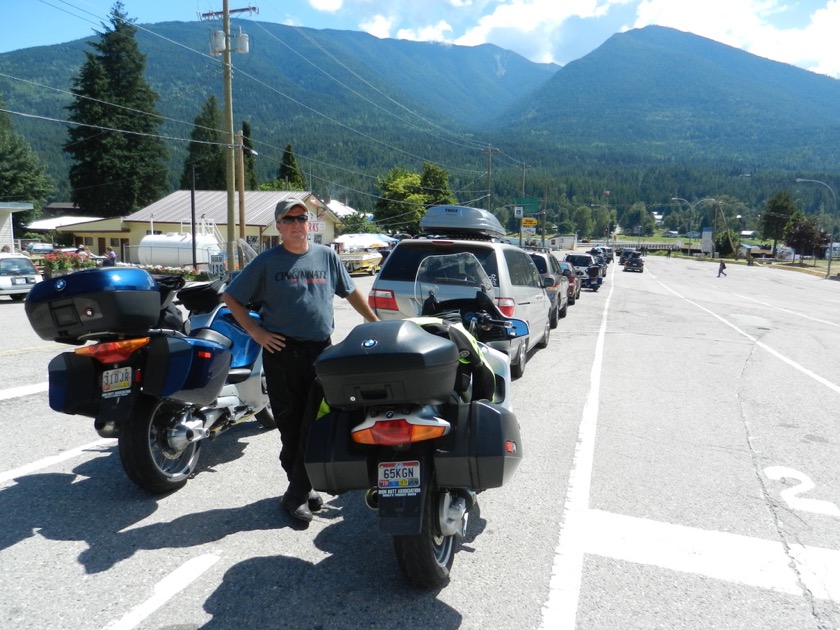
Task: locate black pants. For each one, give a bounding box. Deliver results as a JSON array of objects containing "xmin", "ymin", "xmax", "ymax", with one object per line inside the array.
[{"xmin": 262, "ymin": 336, "xmax": 330, "ymax": 502}]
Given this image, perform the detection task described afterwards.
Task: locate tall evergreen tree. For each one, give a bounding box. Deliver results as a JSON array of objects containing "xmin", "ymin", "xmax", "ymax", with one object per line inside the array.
[
  {"xmin": 179, "ymin": 95, "xmax": 226, "ymax": 190},
  {"xmin": 64, "ymin": 2, "xmax": 168, "ymax": 216},
  {"xmin": 278, "ymin": 144, "xmax": 306, "ymax": 190},
  {"xmin": 0, "ymin": 97, "xmax": 54, "ymax": 231},
  {"xmin": 762, "ymin": 190, "xmax": 799, "ymax": 255}
]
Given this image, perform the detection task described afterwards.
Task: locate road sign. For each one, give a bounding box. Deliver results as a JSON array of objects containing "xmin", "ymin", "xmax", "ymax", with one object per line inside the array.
[
  {"xmin": 514, "ymin": 206, "xmax": 523, "ymax": 218},
  {"xmin": 522, "ymin": 217, "xmax": 538, "ymax": 227}
]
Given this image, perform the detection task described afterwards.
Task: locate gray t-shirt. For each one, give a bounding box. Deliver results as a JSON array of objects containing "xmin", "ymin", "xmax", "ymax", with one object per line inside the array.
[{"xmin": 225, "ymin": 244, "xmax": 355, "ymax": 341}]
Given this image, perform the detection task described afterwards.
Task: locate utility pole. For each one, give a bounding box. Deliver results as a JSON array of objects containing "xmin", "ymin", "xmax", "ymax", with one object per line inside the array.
[
  {"xmin": 482, "ymin": 146, "xmax": 499, "ymax": 210},
  {"xmin": 236, "ymin": 129, "xmax": 246, "ymax": 269},
  {"xmin": 200, "ymin": 3, "xmax": 256, "ymax": 270}
]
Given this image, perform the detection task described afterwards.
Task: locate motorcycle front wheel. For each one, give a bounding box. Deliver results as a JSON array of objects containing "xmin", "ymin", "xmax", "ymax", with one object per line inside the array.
[
  {"xmin": 393, "ymin": 485, "xmax": 457, "ymax": 589},
  {"xmin": 118, "ymin": 396, "xmax": 201, "ymax": 494}
]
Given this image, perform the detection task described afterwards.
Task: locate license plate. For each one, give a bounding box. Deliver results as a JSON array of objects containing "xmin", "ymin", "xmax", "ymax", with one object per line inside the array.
[
  {"xmin": 102, "ymin": 367, "xmax": 132, "ymax": 398},
  {"xmin": 12, "ymin": 277, "xmax": 25, "ymax": 285},
  {"xmin": 378, "ymin": 460, "xmax": 421, "ymax": 492}
]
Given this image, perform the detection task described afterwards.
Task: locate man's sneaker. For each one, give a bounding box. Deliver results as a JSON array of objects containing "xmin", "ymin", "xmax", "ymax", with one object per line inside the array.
[
  {"xmin": 282, "ymin": 494, "xmax": 313, "ymax": 523},
  {"xmin": 308, "ymin": 490, "xmax": 323, "ymax": 512}
]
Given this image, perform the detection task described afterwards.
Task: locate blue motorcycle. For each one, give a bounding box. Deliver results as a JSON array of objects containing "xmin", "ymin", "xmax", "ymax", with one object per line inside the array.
[{"xmin": 25, "ymin": 268, "xmax": 274, "ymax": 494}]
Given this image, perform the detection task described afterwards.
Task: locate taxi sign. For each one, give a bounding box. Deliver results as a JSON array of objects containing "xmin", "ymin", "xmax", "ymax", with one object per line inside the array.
[{"xmin": 522, "ymin": 217, "xmax": 538, "ymax": 227}]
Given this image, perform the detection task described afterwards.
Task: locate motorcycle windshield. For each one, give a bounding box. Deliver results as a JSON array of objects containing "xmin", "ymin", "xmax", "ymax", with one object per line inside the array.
[{"xmin": 413, "ymin": 252, "xmax": 496, "ymax": 314}]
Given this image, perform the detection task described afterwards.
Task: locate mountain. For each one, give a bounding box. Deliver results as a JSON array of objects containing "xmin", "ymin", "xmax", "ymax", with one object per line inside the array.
[
  {"xmin": 1, "ymin": 21, "xmax": 839, "ymax": 212},
  {"xmin": 495, "ymin": 25, "xmax": 840, "ymax": 170},
  {"xmin": 0, "ymin": 20, "xmax": 557, "ymax": 199}
]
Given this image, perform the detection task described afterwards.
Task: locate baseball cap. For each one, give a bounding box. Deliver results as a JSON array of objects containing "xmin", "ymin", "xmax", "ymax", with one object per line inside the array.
[{"xmin": 275, "ymin": 199, "xmax": 308, "ymax": 221}]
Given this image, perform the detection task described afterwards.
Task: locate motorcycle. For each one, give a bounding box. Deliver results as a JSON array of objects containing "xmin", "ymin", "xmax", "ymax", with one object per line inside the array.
[
  {"xmin": 24, "ymin": 268, "xmax": 274, "ymax": 494},
  {"xmin": 304, "ymin": 252, "xmax": 527, "ymax": 588}
]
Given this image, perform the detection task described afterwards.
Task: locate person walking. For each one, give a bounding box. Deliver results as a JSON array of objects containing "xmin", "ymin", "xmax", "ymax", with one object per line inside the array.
[
  {"xmin": 222, "ymin": 200, "xmax": 379, "ymax": 524},
  {"xmin": 718, "ymin": 260, "xmax": 727, "ymax": 277}
]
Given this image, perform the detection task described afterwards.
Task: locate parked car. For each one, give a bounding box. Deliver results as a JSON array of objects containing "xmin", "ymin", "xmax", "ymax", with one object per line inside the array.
[
  {"xmin": 0, "ymin": 253, "xmax": 42, "ymax": 301},
  {"xmin": 564, "ymin": 253, "xmax": 603, "ymax": 291},
  {"xmin": 26, "ymin": 243, "xmax": 55, "ymax": 255},
  {"xmin": 557, "ymin": 260, "xmax": 581, "ymax": 304},
  {"xmin": 528, "ymin": 250, "xmax": 569, "ymax": 328},
  {"xmin": 369, "ymin": 237, "xmax": 552, "ymax": 379},
  {"xmin": 624, "ymin": 252, "xmax": 645, "ymax": 272}
]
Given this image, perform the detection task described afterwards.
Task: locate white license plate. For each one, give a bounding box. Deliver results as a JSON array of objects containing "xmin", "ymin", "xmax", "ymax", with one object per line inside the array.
[
  {"xmin": 12, "ymin": 277, "xmax": 26, "ymax": 285},
  {"xmin": 378, "ymin": 460, "xmax": 421, "ymax": 490},
  {"xmin": 102, "ymin": 367, "xmax": 132, "ymax": 394}
]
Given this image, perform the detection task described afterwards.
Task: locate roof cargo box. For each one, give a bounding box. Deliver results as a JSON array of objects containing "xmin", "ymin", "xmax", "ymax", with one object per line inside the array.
[{"xmin": 419, "ymin": 205, "xmax": 505, "ymax": 239}]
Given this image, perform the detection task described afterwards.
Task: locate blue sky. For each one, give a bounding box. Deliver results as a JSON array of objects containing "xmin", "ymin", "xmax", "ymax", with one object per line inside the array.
[{"xmin": 6, "ymin": 0, "xmax": 840, "ymax": 78}]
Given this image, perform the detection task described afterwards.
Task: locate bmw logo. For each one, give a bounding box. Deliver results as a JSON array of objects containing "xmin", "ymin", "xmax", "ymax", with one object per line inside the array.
[
  {"xmin": 361, "ymin": 338, "xmax": 378, "ymax": 348},
  {"xmin": 54, "ymin": 279, "xmax": 67, "ymax": 291}
]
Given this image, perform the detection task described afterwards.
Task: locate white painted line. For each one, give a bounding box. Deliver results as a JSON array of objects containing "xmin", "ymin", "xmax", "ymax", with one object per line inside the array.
[
  {"xmin": 540, "ymin": 265, "xmax": 615, "ymax": 630},
  {"xmin": 734, "ymin": 292, "xmax": 840, "ymax": 328},
  {"xmin": 583, "ymin": 509, "xmax": 840, "ymax": 601},
  {"xmin": 0, "ymin": 382, "xmax": 48, "ymax": 401},
  {"xmin": 102, "ymin": 554, "xmax": 220, "ymax": 630},
  {"xmin": 583, "ymin": 509, "xmax": 801, "ymax": 595},
  {"xmin": 0, "ymin": 439, "xmax": 116, "ymax": 486},
  {"xmin": 657, "ymin": 279, "xmax": 840, "ymax": 395}
]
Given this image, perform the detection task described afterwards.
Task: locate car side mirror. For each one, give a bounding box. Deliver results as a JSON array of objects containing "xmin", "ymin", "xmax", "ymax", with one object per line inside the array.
[
  {"xmin": 506, "ymin": 318, "xmax": 529, "ymax": 339},
  {"xmin": 543, "ymin": 276, "xmax": 554, "ymax": 288}
]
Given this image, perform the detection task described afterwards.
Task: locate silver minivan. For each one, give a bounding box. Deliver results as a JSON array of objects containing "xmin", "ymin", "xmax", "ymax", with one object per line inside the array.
[{"xmin": 368, "ymin": 238, "xmax": 551, "ymax": 378}]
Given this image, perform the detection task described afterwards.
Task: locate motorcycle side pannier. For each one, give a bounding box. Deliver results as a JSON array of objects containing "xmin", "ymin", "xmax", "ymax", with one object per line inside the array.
[
  {"xmin": 25, "ymin": 268, "xmax": 162, "ymax": 344},
  {"xmin": 434, "ymin": 400, "xmax": 523, "ymax": 491},
  {"xmin": 315, "ymin": 320, "xmax": 460, "ymax": 408}
]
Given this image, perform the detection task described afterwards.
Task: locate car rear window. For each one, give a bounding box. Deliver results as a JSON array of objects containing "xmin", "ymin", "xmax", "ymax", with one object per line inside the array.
[
  {"xmin": 0, "ymin": 258, "xmax": 37, "ymax": 275},
  {"xmin": 566, "ymin": 255, "xmax": 592, "ymax": 266},
  {"xmin": 379, "ymin": 242, "xmax": 500, "ymax": 286},
  {"xmin": 529, "ymin": 254, "xmax": 548, "ymax": 273}
]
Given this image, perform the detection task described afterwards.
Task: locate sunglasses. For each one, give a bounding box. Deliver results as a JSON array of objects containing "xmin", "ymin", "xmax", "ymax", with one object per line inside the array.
[{"xmin": 280, "ymin": 215, "xmax": 308, "ymax": 224}]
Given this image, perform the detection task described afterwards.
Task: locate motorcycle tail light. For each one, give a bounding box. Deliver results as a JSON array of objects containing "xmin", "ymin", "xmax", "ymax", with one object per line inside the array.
[
  {"xmin": 496, "ymin": 297, "xmax": 516, "ymax": 318},
  {"xmin": 368, "ymin": 289, "xmax": 399, "ymax": 313},
  {"xmin": 352, "ymin": 419, "xmax": 447, "ymax": 446},
  {"xmin": 75, "ymin": 337, "xmax": 151, "ymax": 364}
]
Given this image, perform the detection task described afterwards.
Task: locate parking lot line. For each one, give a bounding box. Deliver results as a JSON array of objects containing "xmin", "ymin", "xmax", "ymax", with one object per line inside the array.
[{"xmin": 0, "ymin": 438, "xmax": 115, "ymax": 486}]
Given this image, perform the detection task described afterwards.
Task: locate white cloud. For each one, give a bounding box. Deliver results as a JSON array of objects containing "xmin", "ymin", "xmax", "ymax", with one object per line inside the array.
[
  {"xmin": 396, "ymin": 20, "xmax": 454, "ymax": 43},
  {"xmin": 309, "ymin": 0, "xmax": 344, "ymax": 12},
  {"xmin": 360, "ymin": 14, "xmax": 393, "ymax": 39},
  {"xmin": 632, "ymin": 0, "xmax": 840, "ymax": 77}
]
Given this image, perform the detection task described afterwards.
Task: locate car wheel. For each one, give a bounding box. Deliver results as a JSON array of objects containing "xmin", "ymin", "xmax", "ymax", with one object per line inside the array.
[
  {"xmin": 549, "ymin": 303, "xmax": 558, "ymax": 329},
  {"xmin": 510, "ymin": 342, "xmax": 526, "ymax": 379},
  {"xmin": 537, "ymin": 317, "xmax": 550, "ymax": 349},
  {"xmin": 559, "ymin": 299, "xmax": 568, "ymax": 318}
]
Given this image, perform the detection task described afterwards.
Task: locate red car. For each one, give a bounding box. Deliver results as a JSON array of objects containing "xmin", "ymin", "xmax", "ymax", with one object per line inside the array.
[{"xmin": 557, "ymin": 260, "xmax": 581, "ymax": 304}]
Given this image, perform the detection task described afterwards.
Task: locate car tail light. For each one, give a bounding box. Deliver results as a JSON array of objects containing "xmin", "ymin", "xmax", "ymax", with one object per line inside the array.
[
  {"xmin": 496, "ymin": 297, "xmax": 516, "ymax": 317},
  {"xmin": 369, "ymin": 288, "xmax": 398, "ymax": 312},
  {"xmin": 75, "ymin": 337, "xmax": 150, "ymax": 364},
  {"xmin": 351, "ymin": 419, "xmax": 448, "ymax": 446}
]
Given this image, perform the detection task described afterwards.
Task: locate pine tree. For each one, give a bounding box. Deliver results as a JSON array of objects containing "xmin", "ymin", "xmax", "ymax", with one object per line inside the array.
[
  {"xmin": 64, "ymin": 2, "xmax": 168, "ymax": 216},
  {"xmin": 278, "ymin": 144, "xmax": 305, "ymax": 190},
  {"xmin": 0, "ymin": 97, "xmax": 54, "ymax": 231},
  {"xmin": 179, "ymin": 95, "xmax": 226, "ymax": 190}
]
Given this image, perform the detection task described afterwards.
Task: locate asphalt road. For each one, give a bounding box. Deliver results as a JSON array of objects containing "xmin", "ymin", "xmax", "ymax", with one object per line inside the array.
[{"xmin": 2, "ymin": 257, "xmax": 840, "ymax": 629}]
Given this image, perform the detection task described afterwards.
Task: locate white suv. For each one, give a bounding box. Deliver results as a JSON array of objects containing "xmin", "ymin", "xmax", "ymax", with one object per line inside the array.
[
  {"xmin": 0, "ymin": 253, "xmax": 42, "ymax": 301},
  {"xmin": 368, "ymin": 238, "xmax": 551, "ymax": 378}
]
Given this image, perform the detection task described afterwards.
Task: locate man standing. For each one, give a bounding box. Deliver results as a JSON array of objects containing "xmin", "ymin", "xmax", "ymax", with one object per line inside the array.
[{"xmin": 223, "ymin": 199, "xmax": 379, "ymax": 523}]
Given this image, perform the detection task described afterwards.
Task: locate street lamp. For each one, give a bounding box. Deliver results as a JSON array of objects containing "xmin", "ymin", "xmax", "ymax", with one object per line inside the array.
[{"xmin": 795, "ymin": 178, "xmax": 838, "ymax": 278}]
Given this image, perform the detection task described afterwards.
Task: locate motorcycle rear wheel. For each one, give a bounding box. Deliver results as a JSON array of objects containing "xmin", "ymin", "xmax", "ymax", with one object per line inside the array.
[
  {"xmin": 393, "ymin": 486, "xmax": 457, "ymax": 589},
  {"xmin": 118, "ymin": 396, "xmax": 201, "ymax": 494}
]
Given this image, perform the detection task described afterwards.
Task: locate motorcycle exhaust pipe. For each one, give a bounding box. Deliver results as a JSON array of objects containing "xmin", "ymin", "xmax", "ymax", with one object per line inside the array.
[{"xmin": 364, "ymin": 487, "xmax": 379, "ymax": 511}]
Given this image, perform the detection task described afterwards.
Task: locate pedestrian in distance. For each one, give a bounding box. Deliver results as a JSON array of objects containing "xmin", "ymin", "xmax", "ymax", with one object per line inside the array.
[
  {"xmin": 222, "ymin": 199, "xmax": 380, "ymax": 524},
  {"xmin": 718, "ymin": 260, "xmax": 727, "ymax": 277},
  {"xmin": 104, "ymin": 246, "xmax": 117, "ymax": 266}
]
